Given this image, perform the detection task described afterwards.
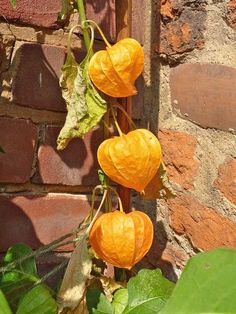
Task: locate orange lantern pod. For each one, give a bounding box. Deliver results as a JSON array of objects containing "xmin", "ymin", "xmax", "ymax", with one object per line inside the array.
[
  {"xmin": 97, "ymin": 129, "xmax": 162, "ymax": 193},
  {"xmin": 88, "ymin": 38, "xmax": 144, "ymax": 98},
  {"xmin": 89, "ymin": 210, "xmax": 154, "ymax": 269}
]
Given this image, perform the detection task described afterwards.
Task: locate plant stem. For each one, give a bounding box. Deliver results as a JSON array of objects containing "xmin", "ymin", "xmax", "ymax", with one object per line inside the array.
[
  {"xmin": 77, "ymin": 0, "xmax": 91, "ymax": 52},
  {"xmin": 110, "ymin": 105, "xmax": 123, "ymax": 136}
]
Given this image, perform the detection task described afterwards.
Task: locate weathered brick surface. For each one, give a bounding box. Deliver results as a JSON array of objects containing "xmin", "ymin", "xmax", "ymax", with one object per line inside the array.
[
  {"xmin": 142, "ymin": 240, "xmax": 189, "ymax": 269},
  {"xmin": 158, "ymin": 129, "xmax": 199, "ymax": 190},
  {"xmin": 169, "ymin": 195, "xmax": 236, "ymax": 250},
  {"xmin": 0, "ymin": 194, "xmax": 91, "ymax": 252},
  {"xmin": 214, "ymin": 158, "xmax": 236, "ymax": 205},
  {"xmin": 12, "ymin": 43, "xmax": 67, "ymax": 112},
  {"xmin": 86, "ymin": 0, "xmax": 116, "ymax": 42},
  {"xmin": 0, "ymin": 0, "xmax": 116, "ymax": 40},
  {"xmin": 132, "ymin": 0, "xmax": 144, "ymax": 44},
  {"xmin": 0, "ymin": 117, "xmax": 37, "ymax": 183},
  {"xmin": 158, "ymin": 0, "xmax": 206, "ymax": 61},
  {"xmin": 0, "ymin": 0, "xmax": 62, "ymax": 29},
  {"xmin": 226, "ymin": 0, "xmax": 236, "ymax": 29},
  {"xmin": 33, "ymin": 126, "xmax": 102, "ymax": 186},
  {"xmin": 170, "ymin": 64, "xmax": 236, "ymax": 131}
]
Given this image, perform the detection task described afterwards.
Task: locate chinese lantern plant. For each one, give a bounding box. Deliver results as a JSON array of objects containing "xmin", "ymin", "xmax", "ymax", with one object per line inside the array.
[
  {"xmin": 89, "ymin": 202, "xmax": 154, "ymax": 269},
  {"xmin": 97, "ymin": 107, "xmax": 162, "ymax": 193}
]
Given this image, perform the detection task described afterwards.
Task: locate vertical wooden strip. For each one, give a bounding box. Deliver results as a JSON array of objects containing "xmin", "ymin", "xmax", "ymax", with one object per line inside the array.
[{"xmin": 115, "ymin": 0, "xmax": 132, "ymax": 212}]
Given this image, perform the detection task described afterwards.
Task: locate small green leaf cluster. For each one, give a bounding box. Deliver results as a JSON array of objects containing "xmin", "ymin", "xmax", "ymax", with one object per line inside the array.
[
  {"xmin": 90, "ymin": 248, "xmax": 236, "ymax": 314},
  {"xmin": 0, "ymin": 243, "xmax": 57, "ymax": 314}
]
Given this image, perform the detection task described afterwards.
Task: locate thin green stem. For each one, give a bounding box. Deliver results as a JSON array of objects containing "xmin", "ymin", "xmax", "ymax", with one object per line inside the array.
[
  {"xmin": 87, "ymin": 190, "xmax": 108, "ymax": 234},
  {"xmin": 90, "ymin": 185, "xmax": 103, "ymax": 218},
  {"xmin": 0, "ymin": 232, "xmax": 75, "ymax": 273},
  {"xmin": 85, "ymin": 19, "xmax": 112, "ymax": 47},
  {"xmin": 77, "ymin": 0, "xmax": 91, "ymax": 52},
  {"xmin": 110, "ymin": 105, "xmax": 123, "ymax": 136},
  {"xmin": 112, "ymin": 103, "xmax": 137, "ymax": 130},
  {"xmin": 108, "ymin": 186, "xmax": 124, "ymax": 212},
  {"xmin": 34, "ymin": 260, "xmax": 69, "ymax": 285}
]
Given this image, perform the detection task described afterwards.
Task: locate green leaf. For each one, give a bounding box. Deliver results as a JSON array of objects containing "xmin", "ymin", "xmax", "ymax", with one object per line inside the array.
[
  {"xmin": 93, "ymin": 293, "xmax": 114, "ymax": 314},
  {"xmin": 3, "ymin": 243, "xmax": 37, "ymax": 276},
  {"xmin": 0, "ymin": 290, "xmax": 12, "ymax": 314},
  {"xmin": 0, "ymin": 244, "xmax": 38, "ymax": 311},
  {"xmin": 58, "ymin": 0, "xmax": 76, "ymax": 21},
  {"xmin": 9, "ymin": 0, "xmax": 16, "ymax": 8},
  {"xmin": 112, "ymin": 289, "xmax": 128, "ymax": 314},
  {"xmin": 57, "ymin": 53, "xmax": 107, "ymax": 150},
  {"xmin": 93, "ymin": 270, "xmax": 174, "ymax": 314},
  {"xmin": 123, "ymin": 269, "xmax": 174, "ymax": 314},
  {"xmin": 16, "ymin": 284, "xmax": 57, "ymax": 314},
  {"xmin": 86, "ymin": 287, "xmax": 103, "ymax": 314},
  {"xmin": 58, "ymin": 235, "xmax": 93, "ymax": 311},
  {"xmin": 160, "ymin": 248, "xmax": 236, "ymax": 314}
]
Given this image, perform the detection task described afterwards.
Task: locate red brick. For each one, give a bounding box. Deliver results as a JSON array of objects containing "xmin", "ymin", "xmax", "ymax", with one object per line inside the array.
[
  {"xmin": 158, "ymin": 0, "xmax": 206, "ymax": 61},
  {"xmin": 226, "ymin": 0, "xmax": 236, "ymax": 29},
  {"xmin": 131, "ymin": 0, "xmax": 144, "ymax": 44},
  {"xmin": 0, "ymin": 0, "xmax": 62, "ymax": 29},
  {"xmin": 169, "ymin": 195, "xmax": 236, "ymax": 251},
  {"xmin": 12, "ymin": 43, "xmax": 67, "ymax": 112},
  {"xmin": 170, "ymin": 64, "xmax": 236, "ymax": 131},
  {"xmin": 0, "ymin": 1, "xmax": 116, "ymax": 40},
  {"xmin": 0, "ymin": 194, "xmax": 91, "ymax": 252},
  {"xmin": 214, "ymin": 158, "xmax": 236, "ymax": 205},
  {"xmin": 142, "ymin": 240, "xmax": 189, "ymax": 269},
  {"xmin": 158, "ymin": 129, "xmax": 199, "ymax": 190},
  {"xmin": 86, "ymin": 0, "xmax": 116, "ymax": 42},
  {"xmin": 32, "ymin": 126, "xmax": 103, "ymax": 186},
  {"xmin": 0, "ymin": 117, "xmax": 37, "ymax": 183}
]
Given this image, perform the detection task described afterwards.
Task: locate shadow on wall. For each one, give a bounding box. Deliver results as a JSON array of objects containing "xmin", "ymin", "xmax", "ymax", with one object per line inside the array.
[
  {"xmin": 32, "ymin": 125, "xmax": 103, "ymax": 187},
  {"xmin": 133, "ymin": 196, "xmax": 178, "ymax": 283},
  {"xmin": 132, "ymin": 1, "xmax": 178, "ymax": 281},
  {"xmin": 86, "ymin": 0, "xmax": 116, "ymax": 42},
  {"xmin": 0, "ymin": 38, "xmax": 103, "ymax": 187},
  {"xmin": 0, "ymin": 197, "xmax": 42, "ymax": 252}
]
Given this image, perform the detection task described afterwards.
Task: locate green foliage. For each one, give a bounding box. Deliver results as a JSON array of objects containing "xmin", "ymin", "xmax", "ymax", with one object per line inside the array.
[
  {"xmin": 0, "ymin": 243, "xmax": 57, "ymax": 313},
  {"xmin": 92, "ymin": 249, "xmax": 236, "ymax": 314},
  {"xmin": 111, "ymin": 289, "xmax": 128, "ymax": 314},
  {"xmin": 92, "ymin": 269, "xmax": 174, "ymax": 314},
  {"xmin": 160, "ymin": 248, "xmax": 236, "ymax": 314},
  {"xmin": 58, "ymin": 0, "xmax": 76, "ymax": 21},
  {"xmin": 93, "ymin": 293, "xmax": 114, "ymax": 314},
  {"xmin": 9, "ymin": 0, "xmax": 16, "ymax": 8},
  {"xmin": 3, "ymin": 243, "xmax": 37, "ymax": 276},
  {"xmin": 86, "ymin": 287, "xmax": 104, "ymax": 314},
  {"xmin": 123, "ymin": 269, "xmax": 174, "ymax": 314},
  {"xmin": 0, "ymin": 244, "xmax": 39, "ymax": 311},
  {"xmin": 16, "ymin": 285, "xmax": 57, "ymax": 314},
  {"xmin": 0, "ymin": 290, "xmax": 12, "ymax": 314},
  {"xmin": 57, "ymin": 52, "xmax": 107, "ymax": 150}
]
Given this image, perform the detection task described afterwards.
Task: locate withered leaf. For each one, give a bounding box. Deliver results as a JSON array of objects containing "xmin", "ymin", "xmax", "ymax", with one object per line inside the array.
[
  {"xmin": 99, "ymin": 275, "xmax": 125, "ymax": 302},
  {"xmin": 143, "ymin": 162, "xmax": 176, "ymax": 200},
  {"xmin": 57, "ymin": 52, "xmax": 107, "ymax": 150},
  {"xmin": 58, "ymin": 235, "xmax": 92, "ymax": 312}
]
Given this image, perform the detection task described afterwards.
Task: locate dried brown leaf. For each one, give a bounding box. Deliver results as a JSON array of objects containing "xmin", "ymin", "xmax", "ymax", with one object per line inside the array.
[{"xmin": 58, "ymin": 236, "xmax": 92, "ymax": 312}]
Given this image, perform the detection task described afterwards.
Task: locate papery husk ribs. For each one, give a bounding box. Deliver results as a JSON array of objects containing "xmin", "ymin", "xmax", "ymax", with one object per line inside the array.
[{"xmin": 88, "ymin": 38, "xmax": 144, "ymax": 98}]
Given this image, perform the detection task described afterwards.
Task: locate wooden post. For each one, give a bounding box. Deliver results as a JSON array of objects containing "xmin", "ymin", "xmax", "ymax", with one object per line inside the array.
[{"xmin": 115, "ymin": 0, "xmax": 132, "ymax": 213}]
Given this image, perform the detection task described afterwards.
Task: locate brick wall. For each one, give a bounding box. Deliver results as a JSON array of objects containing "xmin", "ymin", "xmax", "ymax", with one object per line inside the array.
[
  {"xmin": 1, "ymin": 0, "xmax": 236, "ymax": 281},
  {"xmin": 141, "ymin": 0, "xmax": 236, "ymax": 279}
]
